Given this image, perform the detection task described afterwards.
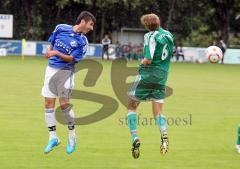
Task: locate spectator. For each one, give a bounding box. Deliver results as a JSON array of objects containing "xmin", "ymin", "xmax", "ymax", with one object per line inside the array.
[
  {"xmin": 176, "ymin": 46, "xmax": 185, "ymax": 61},
  {"xmin": 115, "ymin": 41, "xmax": 122, "ymax": 58},
  {"xmin": 126, "ymin": 42, "xmax": 133, "ymax": 60},
  {"xmin": 137, "ymin": 43, "xmax": 144, "ymax": 60},
  {"xmin": 132, "ymin": 43, "xmax": 139, "ymax": 60},
  {"xmin": 219, "ymin": 40, "xmax": 227, "ymax": 64},
  {"xmin": 212, "ymin": 40, "xmax": 217, "ymax": 46},
  {"xmin": 101, "ymin": 34, "xmax": 111, "ymax": 60}
]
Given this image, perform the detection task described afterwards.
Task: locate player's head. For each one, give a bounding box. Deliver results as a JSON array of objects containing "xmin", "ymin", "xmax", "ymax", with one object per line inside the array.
[
  {"xmin": 140, "ymin": 13, "xmax": 160, "ymax": 31},
  {"xmin": 75, "ymin": 11, "xmax": 96, "ymax": 34}
]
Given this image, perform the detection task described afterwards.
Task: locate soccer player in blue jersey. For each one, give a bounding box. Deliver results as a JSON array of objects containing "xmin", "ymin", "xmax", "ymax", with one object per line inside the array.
[{"xmin": 41, "ymin": 11, "xmax": 96, "ymax": 154}]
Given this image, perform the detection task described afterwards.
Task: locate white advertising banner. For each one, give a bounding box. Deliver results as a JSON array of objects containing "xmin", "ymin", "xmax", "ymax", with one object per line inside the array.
[
  {"xmin": 0, "ymin": 48, "xmax": 7, "ymax": 56},
  {"xmin": 0, "ymin": 14, "xmax": 13, "ymax": 38},
  {"xmin": 224, "ymin": 49, "xmax": 240, "ymax": 64},
  {"xmin": 22, "ymin": 41, "xmax": 36, "ymax": 56}
]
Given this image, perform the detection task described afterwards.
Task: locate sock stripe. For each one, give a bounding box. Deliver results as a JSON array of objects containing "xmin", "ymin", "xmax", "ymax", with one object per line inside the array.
[
  {"xmin": 127, "ymin": 112, "xmax": 136, "ymax": 116},
  {"xmin": 45, "ymin": 109, "xmax": 54, "ymax": 113},
  {"xmin": 68, "ymin": 125, "xmax": 75, "ymax": 130},
  {"xmin": 130, "ymin": 130, "xmax": 137, "ymax": 134},
  {"xmin": 48, "ymin": 126, "xmax": 56, "ymax": 131}
]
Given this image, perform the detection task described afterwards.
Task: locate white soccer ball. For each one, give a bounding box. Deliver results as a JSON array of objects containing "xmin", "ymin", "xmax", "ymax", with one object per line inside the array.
[{"xmin": 205, "ymin": 46, "xmax": 223, "ymax": 63}]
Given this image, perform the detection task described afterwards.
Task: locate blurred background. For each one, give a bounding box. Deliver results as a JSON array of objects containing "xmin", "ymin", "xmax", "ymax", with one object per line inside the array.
[
  {"xmin": 0, "ymin": 0, "xmax": 239, "ymax": 45},
  {"xmin": 0, "ymin": 0, "xmax": 240, "ymax": 63},
  {"xmin": 0, "ymin": 1, "xmax": 240, "ymax": 169}
]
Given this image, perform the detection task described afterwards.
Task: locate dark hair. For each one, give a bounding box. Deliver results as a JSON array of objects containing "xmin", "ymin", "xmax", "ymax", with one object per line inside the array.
[{"xmin": 75, "ymin": 11, "xmax": 96, "ymax": 25}]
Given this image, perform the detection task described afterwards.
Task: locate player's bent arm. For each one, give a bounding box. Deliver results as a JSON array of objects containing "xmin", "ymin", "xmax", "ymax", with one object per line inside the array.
[
  {"xmin": 55, "ymin": 51, "xmax": 74, "ymax": 62},
  {"xmin": 141, "ymin": 58, "xmax": 152, "ymax": 65},
  {"xmin": 44, "ymin": 45, "xmax": 54, "ymax": 58},
  {"xmin": 45, "ymin": 50, "xmax": 74, "ymax": 62}
]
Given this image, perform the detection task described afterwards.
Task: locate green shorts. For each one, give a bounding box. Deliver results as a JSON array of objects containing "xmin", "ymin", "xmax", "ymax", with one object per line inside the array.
[{"xmin": 128, "ymin": 74, "xmax": 166, "ymax": 102}]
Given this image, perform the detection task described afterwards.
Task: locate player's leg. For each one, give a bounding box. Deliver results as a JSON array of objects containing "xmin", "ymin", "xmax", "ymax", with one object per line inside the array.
[
  {"xmin": 127, "ymin": 73, "xmax": 149, "ymax": 158},
  {"xmin": 236, "ymin": 125, "xmax": 240, "ymax": 153},
  {"xmin": 127, "ymin": 98, "xmax": 140, "ymax": 142},
  {"xmin": 44, "ymin": 97, "xmax": 61, "ymax": 154},
  {"xmin": 42, "ymin": 66, "xmax": 61, "ymax": 153},
  {"xmin": 59, "ymin": 98, "xmax": 76, "ymax": 154},
  {"xmin": 152, "ymin": 100, "xmax": 169, "ymax": 154},
  {"xmin": 127, "ymin": 98, "xmax": 141, "ymax": 159}
]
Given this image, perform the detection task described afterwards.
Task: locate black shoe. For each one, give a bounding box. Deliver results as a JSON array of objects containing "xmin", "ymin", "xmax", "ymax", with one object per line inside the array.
[
  {"xmin": 160, "ymin": 133, "xmax": 169, "ymax": 155},
  {"xmin": 131, "ymin": 138, "xmax": 141, "ymax": 159}
]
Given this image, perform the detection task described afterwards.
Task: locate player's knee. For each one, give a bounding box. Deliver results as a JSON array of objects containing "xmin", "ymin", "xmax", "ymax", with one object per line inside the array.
[
  {"xmin": 60, "ymin": 104, "xmax": 70, "ymax": 110},
  {"xmin": 45, "ymin": 99, "xmax": 55, "ymax": 109},
  {"xmin": 59, "ymin": 99, "xmax": 70, "ymax": 110},
  {"xmin": 128, "ymin": 99, "xmax": 139, "ymax": 111}
]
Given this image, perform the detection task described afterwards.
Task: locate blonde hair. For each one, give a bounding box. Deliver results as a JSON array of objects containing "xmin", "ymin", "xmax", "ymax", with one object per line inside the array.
[{"xmin": 140, "ymin": 13, "xmax": 160, "ymax": 31}]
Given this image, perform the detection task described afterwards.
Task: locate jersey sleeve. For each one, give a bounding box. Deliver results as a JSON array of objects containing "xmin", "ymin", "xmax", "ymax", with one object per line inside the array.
[
  {"xmin": 144, "ymin": 34, "xmax": 156, "ymax": 60},
  {"xmin": 48, "ymin": 24, "xmax": 61, "ymax": 46}
]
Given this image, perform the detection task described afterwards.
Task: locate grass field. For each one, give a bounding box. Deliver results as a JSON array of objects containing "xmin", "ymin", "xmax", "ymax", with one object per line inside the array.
[{"xmin": 0, "ymin": 56, "xmax": 239, "ymax": 169}]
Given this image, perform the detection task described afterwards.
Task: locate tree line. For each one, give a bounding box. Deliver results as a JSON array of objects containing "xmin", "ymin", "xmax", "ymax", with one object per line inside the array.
[{"xmin": 0, "ymin": 0, "xmax": 239, "ymax": 47}]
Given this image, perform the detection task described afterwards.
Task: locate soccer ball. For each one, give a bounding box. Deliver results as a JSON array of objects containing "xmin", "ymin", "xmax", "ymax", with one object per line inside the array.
[{"xmin": 205, "ymin": 46, "xmax": 223, "ymax": 63}]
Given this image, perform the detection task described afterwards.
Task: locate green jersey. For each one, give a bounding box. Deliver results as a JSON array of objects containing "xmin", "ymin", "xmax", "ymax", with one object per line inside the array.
[
  {"xmin": 128, "ymin": 28, "xmax": 173, "ymax": 101},
  {"xmin": 138, "ymin": 28, "xmax": 174, "ymax": 85},
  {"xmin": 141, "ymin": 28, "xmax": 174, "ymax": 70}
]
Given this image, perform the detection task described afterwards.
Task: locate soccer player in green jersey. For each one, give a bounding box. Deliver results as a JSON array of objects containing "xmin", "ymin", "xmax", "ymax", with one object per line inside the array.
[
  {"xmin": 127, "ymin": 13, "xmax": 174, "ymax": 158},
  {"xmin": 236, "ymin": 125, "xmax": 240, "ymax": 153}
]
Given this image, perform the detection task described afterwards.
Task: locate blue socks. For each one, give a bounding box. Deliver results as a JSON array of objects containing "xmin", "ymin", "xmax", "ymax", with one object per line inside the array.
[{"xmin": 127, "ymin": 112, "xmax": 138, "ymax": 142}]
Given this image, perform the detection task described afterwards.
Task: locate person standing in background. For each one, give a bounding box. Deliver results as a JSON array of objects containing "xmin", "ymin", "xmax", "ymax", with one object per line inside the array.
[
  {"xmin": 219, "ymin": 40, "xmax": 227, "ymax": 64},
  {"xmin": 101, "ymin": 34, "xmax": 111, "ymax": 60}
]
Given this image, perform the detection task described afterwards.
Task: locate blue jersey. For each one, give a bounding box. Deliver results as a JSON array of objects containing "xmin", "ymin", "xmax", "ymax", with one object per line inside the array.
[{"xmin": 48, "ymin": 24, "xmax": 88, "ymax": 69}]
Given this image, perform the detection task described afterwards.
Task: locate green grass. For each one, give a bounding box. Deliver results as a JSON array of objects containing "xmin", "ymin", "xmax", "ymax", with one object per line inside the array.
[{"xmin": 0, "ymin": 56, "xmax": 240, "ymax": 169}]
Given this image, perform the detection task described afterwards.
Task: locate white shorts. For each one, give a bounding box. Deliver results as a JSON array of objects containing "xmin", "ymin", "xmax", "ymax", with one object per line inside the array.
[{"xmin": 41, "ymin": 66, "xmax": 74, "ymax": 98}]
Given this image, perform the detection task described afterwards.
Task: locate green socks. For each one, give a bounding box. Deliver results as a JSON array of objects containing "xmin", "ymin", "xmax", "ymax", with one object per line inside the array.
[
  {"xmin": 155, "ymin": 114, "xmax": 167, "ymax": 134},
  {"xmin": 127, "ymin": 112, "xmax": 138, "ymax": 142}
]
